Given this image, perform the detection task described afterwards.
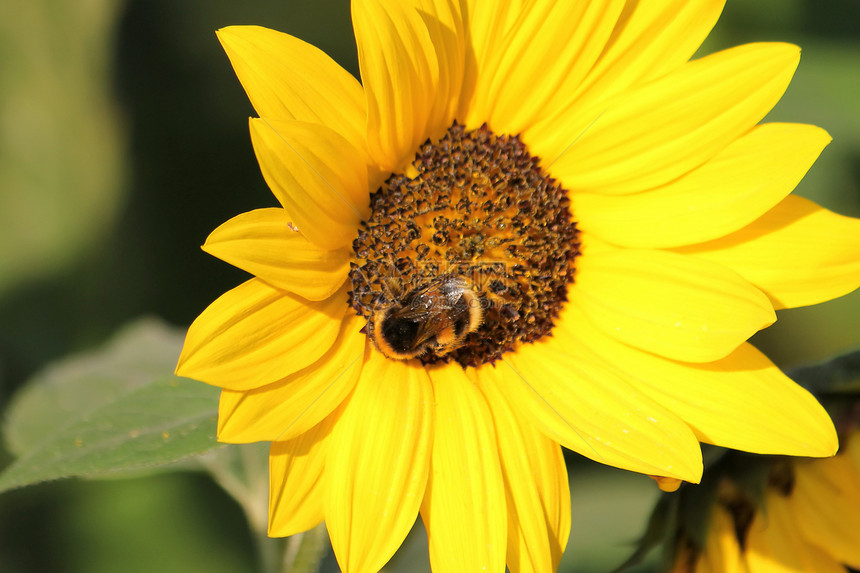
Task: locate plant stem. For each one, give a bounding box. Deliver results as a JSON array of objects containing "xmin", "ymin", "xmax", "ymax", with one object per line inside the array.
[
  {"xmin": 282, "ymin": 524, "xmax": 328, "ymax": 573},
  {"xmin": 253, "ymin": 528, "xmax": 287, "ymax": 573},
  {"xmin": 200, "ymin": 444, "xmax": 328, "ymax": 573}
]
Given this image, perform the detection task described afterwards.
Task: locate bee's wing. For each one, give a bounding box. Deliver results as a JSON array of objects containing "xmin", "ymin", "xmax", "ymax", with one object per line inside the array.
[
  {"xmin": 387, "ymin": 295, "xmax": 458, "ymax": 347},
  {"xmin": 415, "ymin": 311, "xmax": 454, "ymax": 346},
  {"xmin": 418, "ymin": 290, "xmax": 466, "ymax": 345}
]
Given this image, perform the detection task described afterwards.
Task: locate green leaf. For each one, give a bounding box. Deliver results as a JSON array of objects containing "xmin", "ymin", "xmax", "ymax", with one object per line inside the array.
[
  {"xmin": 0, "ymin": 318, "xmax": 222, "ymax": 493},
  {"xmin": 4, "ymin": 317, "xmax": 182, "ymax": 454}
]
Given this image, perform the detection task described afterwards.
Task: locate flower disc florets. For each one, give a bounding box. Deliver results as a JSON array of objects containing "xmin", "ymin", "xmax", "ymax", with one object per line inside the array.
[{"xmin": 349, "ymin": 122, "xmax": 581, "ymax": 367}]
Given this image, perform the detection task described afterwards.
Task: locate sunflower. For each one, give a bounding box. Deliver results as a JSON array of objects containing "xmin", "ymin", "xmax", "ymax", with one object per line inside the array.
[
  {"xmin": 671, "ymin": 431, "xmax": 860, "ymax": 573},
  {"xmin": 176, "ymin": 1, "xmax": 860, "ymax": 571}
]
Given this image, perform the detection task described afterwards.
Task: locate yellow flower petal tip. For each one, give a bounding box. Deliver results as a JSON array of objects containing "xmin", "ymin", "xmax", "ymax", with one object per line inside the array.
[
  {"xmin": 650, "ymin": 475, "xmax": 683, "ymax": 493},
  {"xmin": 178, "ymin": 2, "xmax": 858, "ymax": 571}
]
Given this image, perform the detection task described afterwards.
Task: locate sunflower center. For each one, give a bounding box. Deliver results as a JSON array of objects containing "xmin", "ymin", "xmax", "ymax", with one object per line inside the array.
[{"xmin": 348, "ymin": 122, "xmax": 580, "ymax": 367}]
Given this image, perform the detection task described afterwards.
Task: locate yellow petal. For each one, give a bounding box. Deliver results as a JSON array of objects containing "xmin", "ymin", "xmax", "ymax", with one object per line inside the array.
[
  {"xmin": 527, "ymin": 0, "xmax": 725, "ymax": 158},
  {"xmin": 581, "ymin": 0, "xmax": 725, "ymax": 97},
  {"xmin": 468, "ymin": 0, "xmax": 625, "ymax": 135},
  {"xmin": 216, "ymin": 26, "xmax": 366, "ymax": 147},
  {"xmin": 353, "ymin": 0, "xmax": 440, "ymax": 171},
  {"xmin": 249, "ymin": 118, "xmax": 369, "ymax": 250},
  {"xmin": 410, "ymin": 0, "xmax": 465, "ymax": 135},
  {"xmin": 574, "ymin": 123, "xmax": 831, "ymax": 248},
  {"xmin": 202, "ymin": 208, "xmax": 350, "ymax": 301},
  {"xmin": 458, "ymin": 0, "xmax": 525, "ymax": 121},
  {"xmin": 217, "ymin": 313, "xmax": 366, "ymax": 443},
  {"xmin": 421, "ymin": 365, "xmax": 506, "ymax": 573},
  {"xmin": 496, "ymin": 337, "xmax": 703, "ymax": 482},
  {"xmin": 675, "ymin": 195, "xmax": 860, "ymax": 310},
  {"xmin": 651, "ymin": 476, "xmax": 682, "ymax": 493},
  {"xmin": 268, "ymin": 412, "xmax": 339, "ymax": 537},
  {"xmin": 548, "ymin": 43, "xmax": 800, "ymax": 195},
  {"xmin": 791, "ymin": 454, "xmax": 860, "ymax": 567},
  {"xmin": 745, "ymin": 490, "xmax": 846, "ymax": 573},
  {"xmin": 556, "ymin": 303, "xmax": 837, "ymax": 457},
  {"xmin": 572, "ymin": 249, "xmax": 775, "ymax": 363},
  {"xmin": 176, "ymin": 279, "xmax": 347, "ymax": 390},
  {"xmin": 580, "ymin": 229, "xmax": 620, "ymax": 257},
  {"xmin": 699, "ymin": 505, "xmax": 744, "ymax": 573},
  {"xmin": 325, "ymin": 350, "xmax": 433, "ymax": 573},
  {"xmin": 479, "ymin": 374, "xmax": 570, "ymax": 573}
]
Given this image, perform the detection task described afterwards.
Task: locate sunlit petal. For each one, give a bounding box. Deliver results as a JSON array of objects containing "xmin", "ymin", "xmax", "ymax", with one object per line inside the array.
[
  {"xmin": 249, "ymin": 118, "xmax": 369, "ymax": 250},
  {"xmin": 468, "ymin": 0, "xmax": 625, "ymax": 135},
  {"xmin": 353, "ymin": 0, "xmax": 439, "ymax": 170},
  {"xmin": 458, "ymin": 0, "xmax": 525, "ymax": 119},
  {"xmin": 216, "ymin": 25, "xmax": 366, "ymax": 147},
  {"xmin": 217, "ymin": 313, "xmax": 366, "ymax": 443},
  {"xmin": 497, "ymin": 339, "xmax": 703, "ymax": 482},
  {"xmin": 549, "ymin": 43, "xmax": 800, "ymax": 195},
  {"xmin": 409, "ymin": 0, "xmax": 465, "ymax": 135},
  {"xmin": 326, "ymin": 351, "xmax": 433, "ymax": 573},
  {"xmin": 527, "ymin": 0, "xmax": 726, "ymax": 157},
  {"xmin": 176, "ymin": 280, "xmax": 347, "ymax": 390},
  {"xmin": 269, "ymin": 412, "xmax": 340, "ymax": 537},
  {"xmin": 479, "ymin": 373, "xmax": 570, "ymax": 573},
  {"xmin": 556, "ymin": 303, "xmax": 837, "ymax": 457},
  {"xmin": 203, "ymin": 208, "xmax": 350, "ymax": 300},
  {"xmin": 574, "ymin": 123, "xmax": 831, "ymax": 248},
  {"xmin": 572, "ymin": 249, "xmax": 775, "ymax": 362},
  {"xmin": 676, "ymin": 195, "xmax": 860, "ymax": 309},
  {"xmin": 421, "ymin": 365, "xmax": 506, "ymax": 573}
]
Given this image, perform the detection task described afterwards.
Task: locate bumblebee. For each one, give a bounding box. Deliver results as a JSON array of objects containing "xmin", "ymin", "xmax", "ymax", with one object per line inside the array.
[{"xmin": 370, "ymin": 275, "xmax": 483, "ymax": 360}]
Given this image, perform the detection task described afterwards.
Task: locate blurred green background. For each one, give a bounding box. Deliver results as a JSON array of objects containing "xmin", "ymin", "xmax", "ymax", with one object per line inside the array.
[{"xmin": 0, "ymin": 1, "xmax": 858, "ymax": 571}]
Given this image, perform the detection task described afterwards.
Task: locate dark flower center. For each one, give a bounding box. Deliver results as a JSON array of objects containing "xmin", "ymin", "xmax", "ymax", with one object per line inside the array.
[{"xmin": 348, "ymin": 122, "xmax": 581, "ymax": 367}]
